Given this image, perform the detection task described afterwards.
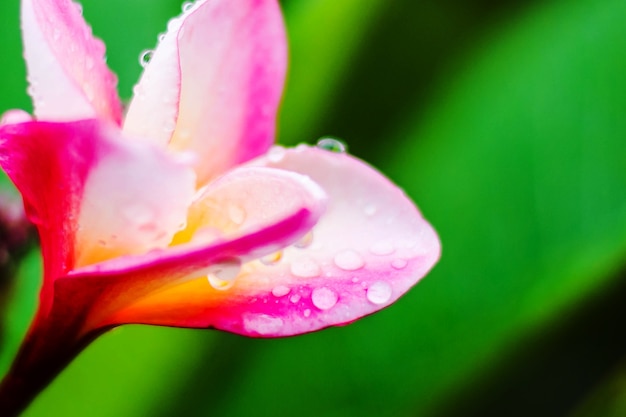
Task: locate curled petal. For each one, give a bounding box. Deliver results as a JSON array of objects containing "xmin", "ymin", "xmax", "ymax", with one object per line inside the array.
[
  {"xmin": 97, "ymin": 146, "xmax": 440, "ymax": 337},
  {"xmin": 124, "ymin": 0, "xmax": 287, "ymax": 185},
  {"xmin": 21, "ymin": 0, "xmax": 122, "ymax": 123},
  {"xmin": 0, "ymin": 120, "xmax": 100, "ymax": 279},
  {"xmin": 0, "ymin": 120, "xmax": 196, "ymax": 278},
  {"xmin": 74, "ymin": 135, "xmax": 196, "ymax": 268}
]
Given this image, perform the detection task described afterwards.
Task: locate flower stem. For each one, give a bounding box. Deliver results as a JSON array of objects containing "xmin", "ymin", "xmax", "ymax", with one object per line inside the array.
[{"xmin": 0, "ymin": 315, "xmax": 104, "ymax": 416}]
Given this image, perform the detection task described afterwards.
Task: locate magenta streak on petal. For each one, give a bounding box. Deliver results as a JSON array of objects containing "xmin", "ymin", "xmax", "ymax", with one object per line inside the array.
[
  {"xmin": 22, "ymin": 0, "xmax": 122, "ymax": 123},
  {"xmin": 0, "ymin": 121, "xmax": 99, "ymax": 284},
  {"xmin": 54, "ymin": 207, "xmax": 320, "ymax": 331}
]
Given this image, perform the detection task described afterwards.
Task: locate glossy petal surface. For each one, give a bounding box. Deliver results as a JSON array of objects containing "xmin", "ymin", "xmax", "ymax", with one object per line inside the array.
[
  {"xmin": 124, "ymin": 0, "xmax": 287, "ymax": 185},
  {"xmin": 103, "ymin": 146, "xmax": 440, "ymax": 336},
  {"xmin": 21, "ymin": 0, "xmax": 122, "ymax": 123}
]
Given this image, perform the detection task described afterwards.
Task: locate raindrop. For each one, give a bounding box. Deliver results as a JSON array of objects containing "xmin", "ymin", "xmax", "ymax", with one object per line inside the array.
[
  {"xmin": 290, "ymin": 258, "xmax": 321, "ymax": 278},
  {"xmin": 123, "ymin": 204, "xmax": 154, "ymax": 225},
  {"xmin": 364, "ymin": 204, "xmax": 377, "ymax": 217},
  {"xmin": 367, "ymin": 281, "xmax": 392, "ymax": 305},
  {"xmin": 228, "ymin": 204, "xmax": 246, "ymax": 225},
  {"xmin": 74, "ymin": 2, "xmax": 83, "ymax": 15},
  {"xmin": 369, "ymin": 241, "xmax": 395, "ymax": 256},
  {"xmin": 85, "ymin": 56, "xmax": 94, "ymax": 70},
  {"xmin": 243, "ymin": 314, "xmax": 283, "ymax": 335},
  {"xmin": 289, "ymin": 294, "xmax": 301, "ymax": 304},
  {"xmin": 267, "ymin": 146, "xmax": 286, "ymax": 163},
  {"xmin": 294, "ymin": 231, "xmax": 313, "ymax": 249},
  {"xmin": 316, "ymin": 137, "xmax": 347, "ymax": 153},
  {"xmin": 391, "ymin": 259, "xmax": 408, "ymax": 270},
  {"xmin": 334, "ymin": 250, "xmax": 364, "ymax": 271},
  {"xmin": 181, "ymin": 1, "xmax": 194, "ymax": 12},
  {"xmin": 303, "ymin": 309, "xmax": 311, "ymax": 317},
  {"xmin": 158, "ymin": 33, "xmax": 166, "ymax": 43},
  {"xmin": 271, "ymin": 285, "xmax": 290, "ymax": 297},
  {"xmin": 207, "ymin": 259, "xmax": 242, "ymax": 290},
  {"xmin": 139, "ymin": 49, "xmax": 154, "ymax": 67},
  {"xmin": 260, "ymin": 251, "xmax": 282, "ymax": 266},
  {"xmin": 312, "ymin": 287, "xmax": 338, "ymax": 310}
]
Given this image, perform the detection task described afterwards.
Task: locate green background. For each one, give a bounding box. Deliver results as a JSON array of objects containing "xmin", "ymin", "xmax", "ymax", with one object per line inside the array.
[{"xmin": 1, "ymin": 0, "xmax": 626, "ymax": 415}]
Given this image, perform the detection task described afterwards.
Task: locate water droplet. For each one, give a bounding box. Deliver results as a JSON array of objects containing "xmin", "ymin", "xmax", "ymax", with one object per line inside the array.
[
  {"xmin": 312, "ymin": 287, "xmax": 338, "ymax": 310},
  {"xmin": 271, "ymin": 285, "xmax": 290, "ymax": 297},
  {"xmin": 260, "ymin": 251, "xmax": 282, "ymax": 266},
  {"xmin": 267, "ymin": 146, "xmax": 286, "ymax": 163},
  {"xmin": 316, "ymin": 137, "xmax": 347, "ymax": 153},
  {"xmin": 391, "ymin": 259, "xmax": 408, "ymax": 270},
  {"xmin": 123, "ymin": 204, "xmax": 154, "ymax": 225},
  {"xmin": 289, "ymin": 294, "xmax": 301, "ymax": 304},
  {"xmin": 158, "ymin": 33, "xmax": 166, "ymax": 43},
  {"xmin": 182, "ymin": 1, "xmax": 194, "ymax": 12},
  {"xmin": 85, "ymin": 56, "xmax": 94, "ymax": 70},
  {"xmin": 334, "ymin": 250, "xmax": 364, "ymax": 271},
  {"xmin": 228, "ymin": 204, "xmax": 246, "ymax": 225},
  {"xmin": 290, "ymin": 258, "xmax": 321, "ymax": 278},
  {"xmin": 303, "ymin": 309, "xmax": 311, "ymax": 317},
  {"xmin": 74, "ymin": 2, "xmax": 83, "ymax": 15},
  {"xmin": 294, "ymin": 231, "xmax": 313, "ymax": 249},
  {"xmin": 139, "ymin": 49, "xmax": 154, "ymax": 67},
  {"xmin": 364, "ymin": 204, "xmax": 377, "ymax": 216},
  {"xmin": 244, "ymin": 314, "xmax": 284, "ymax": 335},
  {"xmin": 369, "ymin": 241, "xmax": 395, "ymax": 256},
  {"xmin": 367, "ymin": 281, "xmax": 392, "ymax": 305},
  {"xmin": 207, "ymin": 259, "xmax": 241, "ymax": 290}
]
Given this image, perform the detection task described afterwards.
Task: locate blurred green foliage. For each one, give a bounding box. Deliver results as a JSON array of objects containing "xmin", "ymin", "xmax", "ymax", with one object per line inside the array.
[{"xmin": 1, "ymin": 0, "xmax": 625, "ymax": 416}]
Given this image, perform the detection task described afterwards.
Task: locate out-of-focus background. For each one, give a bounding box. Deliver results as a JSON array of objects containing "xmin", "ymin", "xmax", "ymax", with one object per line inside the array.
[{"xmin": 1, "ymin": 0, "xmax": 626, "ymax": 415}]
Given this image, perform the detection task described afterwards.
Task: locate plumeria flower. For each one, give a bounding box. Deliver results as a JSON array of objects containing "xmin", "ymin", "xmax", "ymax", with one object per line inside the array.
[{"xmin": 0, "ymin": 0, "xmax": 440, "ymax": 413}]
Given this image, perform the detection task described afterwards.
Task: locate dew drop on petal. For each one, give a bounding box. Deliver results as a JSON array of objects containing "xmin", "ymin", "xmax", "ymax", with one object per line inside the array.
[
  {"xmin": 334, "ymin": 250, "xmax": 364, "ymax": 271},
  {"xmin": 391, "ymin": 259, "xmax": 408, "ymax": 270},
  {"xmin": 290, "ymin": 258, "xmax": 321, "ymax": 278},
  {"xmin": 139, "ymin": 49, "xmax": 154, "ymax": 67},
  {"xmin": 158, "ymin": 33, "xmax": 166, "ymax": 42},
  {"xmin": 74, "ymin": 2, "xmax": 83, "ymax": 15},
  {"xmin": 289, "ymin": 294, "xmax": 301, "ymax": 304},
  {"xmin": 207, "ymin": 259, "xmax": 241, "ymax": 290},
  {"xmin": 367, "ymin": 281, "xmax": 393, "ymax": 305},
  {"xmin": 312, "ymin": 287, "xmax": 338, "ymax": 310},
  {"xmin": 364, "ymin": 204, "xmax": 377, "ymax": 217},
  {"xmin": 267, "ymin": 146, "xmax": 286, "ymax": 163},
  {"xmin": 228, "ymin": 204, "xmax": 246, "ymax": 225},
  {"xmin": 271, "ymin": 285, "xmax": 290, "ymax": 297},
  {"xmin": 244, "ymin": 314, "xmax": 284, "ymax": 335},
  {"xmin": 316, "ymin": 137, "xmax": 347, "ymax": 153},
  {"xmin": 303, "ymin": 309, "xmax": 312, "ymax": 317},
  {"xmin": 369, "ymin": 241, "xmax": 395, "ymax": 256},
  {"xmin": 181, "ymin": 1, "xmax": 194, "ymax": 12},
  {"xmin": 294, "ymin": 231, "xmax": 313, "ymax": 249},
  {"xmin": 260, "ymin": 251, "xmax": 282, "ymax": 266}
]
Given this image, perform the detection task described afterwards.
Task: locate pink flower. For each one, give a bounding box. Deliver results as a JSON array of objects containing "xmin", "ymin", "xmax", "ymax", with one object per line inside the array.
[{"xmin": 0, "ymin": 0, "xmax": 440, "ymax": 413}]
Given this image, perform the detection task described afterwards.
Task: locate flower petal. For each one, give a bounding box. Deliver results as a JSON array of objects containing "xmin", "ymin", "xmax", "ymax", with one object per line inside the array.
[
  {"xmin": 0, "ymin": 120, "xmax": 100, "ymax": 279},
  {"xmin": 94, "ymin": 146, "xmax": 440, "ymax": 337},
  {"xmin": 0, "ymin": 120, "xmax": 195, "ymax": 278},
  {"xmin": 123, "ymin": 0, "xmax": 287, "ymax": 185},
  {"xmin": 55, "ymin": 204, "xmax": 325, "ymax": 333},
  {"xmin": 74, "ymin": 133, "xmax": 196, "ymax": 268},
  {"xmin": 21, "ymin": 0, "xmax": 122, "ymax": 123}
]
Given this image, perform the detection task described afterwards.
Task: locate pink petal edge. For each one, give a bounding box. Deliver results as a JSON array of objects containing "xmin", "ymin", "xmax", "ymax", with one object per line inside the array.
[
  {"xmin": 95, "ymin": 146, "xmax": 441, "ymax": 337},
  {"xmin": 21, "ymin": 0, "xmax": 122, "ymax": 123},
  {"xmin": 124, "ymin": 0, "xmax": 288, "ymax": 185}
]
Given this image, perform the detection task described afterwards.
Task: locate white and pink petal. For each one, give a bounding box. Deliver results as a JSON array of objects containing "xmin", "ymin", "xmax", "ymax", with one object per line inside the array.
[
  {"xmin": 21, "ymin": 0, "xmax": 122, "ymax": 123},
  {"xmin": 124, "ymin": 0, "xmax": 287, "ymax": 185},
  {"xmin": 88, "ymin": 146, "xmax": 440, "ymax": 337}
]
